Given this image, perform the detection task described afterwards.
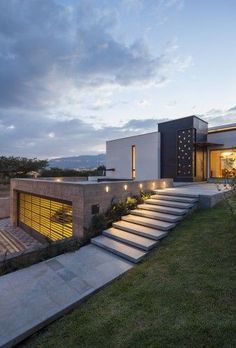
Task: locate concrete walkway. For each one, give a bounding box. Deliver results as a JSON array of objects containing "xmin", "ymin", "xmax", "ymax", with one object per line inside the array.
[{"xmin": 0, "ymin": 245, "xmax": 132, "ymax": 348}]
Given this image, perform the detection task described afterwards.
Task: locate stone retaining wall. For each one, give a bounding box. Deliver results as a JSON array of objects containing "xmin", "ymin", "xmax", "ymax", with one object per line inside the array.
[
  {"xmin": 10, "ymin": 178, "xmax": 173, "ymax": 241},
  {"xmin": 0, "ymin": 197, "xmax": 10, "ymax": 218}
]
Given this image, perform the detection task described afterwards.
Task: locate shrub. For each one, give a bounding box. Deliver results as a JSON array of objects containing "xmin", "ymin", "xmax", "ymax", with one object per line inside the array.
[
  {"xmin": 88, "ymin": 190, "xmax": 153, "ymax": 237},
  {"xmin": 89, "ymin": 214, "xmax": 108, "ymax": 237}
]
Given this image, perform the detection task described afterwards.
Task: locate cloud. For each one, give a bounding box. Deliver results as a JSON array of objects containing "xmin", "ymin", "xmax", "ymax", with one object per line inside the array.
[
  {"xmin": 164, "ymin": 0, "xmax": 185, "ymax": 10},
  {"xmin": 1, "ymin": 100, "xmax": 235, "ymax": 158},
  {"xmin": 0, "ymin": 107, "xmax": 166, "ymax": 158},
  {"xmin": 199, "ymin": 105, "xmax": 236, "ymax": 126},
  {"xmin": 0, "ymin": 0, "xmax": 192, "ymax": 158},
  {"xmin": 137, "ymin": 100, "xmax": 149, "ymax": 107},
  {"xmin": 228, "ymin": 105, "xmax": 236, "ymax": 112},
  {"xmin": 122, "ymin": 118, "xmax": 169, "ymax": 132},
  {"xmin": 0, "ymin": 0, "xmax": 191, "ymax": 110}
]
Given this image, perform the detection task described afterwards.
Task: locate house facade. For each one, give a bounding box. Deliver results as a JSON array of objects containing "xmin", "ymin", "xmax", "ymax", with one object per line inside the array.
[{"xmin": 106, "ymin": 116, "xmax": 236, "ymax": 182}]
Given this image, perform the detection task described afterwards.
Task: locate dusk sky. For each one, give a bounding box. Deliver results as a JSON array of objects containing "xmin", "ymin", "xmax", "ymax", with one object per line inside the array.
[{"xmin": 0, "ymin": 0, "xmax": 236, "ymax": 159}]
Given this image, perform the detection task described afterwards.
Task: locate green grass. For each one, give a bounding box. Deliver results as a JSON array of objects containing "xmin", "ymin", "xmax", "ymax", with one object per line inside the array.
[{"xmin": 21, "ymin": 200, "xmax": 236, "ymax": 348}]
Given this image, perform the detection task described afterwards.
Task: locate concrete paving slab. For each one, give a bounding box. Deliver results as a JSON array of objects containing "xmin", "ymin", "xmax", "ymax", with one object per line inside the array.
[{"xmin": 0, "ymin": 244, "xmax": 132, "ymax": 348}]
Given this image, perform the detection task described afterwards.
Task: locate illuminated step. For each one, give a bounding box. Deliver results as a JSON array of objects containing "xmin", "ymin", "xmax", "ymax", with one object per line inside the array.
[
  {"xmin": 91, "ymin": 235, "xmax": 147, "ymax": 263},
  {"xmin": 151, "ymin": 194, "xmax": 198, "ymax": 203},
  {"xmin": 145, "ymin": 199, "xmax": 193, "ymax": 209},
  {"xmin": 103, "ymin": 227, "xmax": 158, "ymax": 251},
  {"xmin": 137, "ymin": 203, "xmax": 187, "ymax": 215},
  {"xmin": 130, "ymin": 209, "xmax": 182, "ymax": 223},
  {"xmin": 122, "ymin": 214, "xmax": 175, "ymax": 231},
  {"xmin": 154, "ymin": 190, "xmax": 199, "ymax": 199},
  {"xmin": 113, "ymin": 220, "xmax": 168, "ymax": 240}
]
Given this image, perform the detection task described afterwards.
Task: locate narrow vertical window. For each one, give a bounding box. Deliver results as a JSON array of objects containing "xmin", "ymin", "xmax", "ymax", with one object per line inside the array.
[{"xmin": 131, "ymin": 145, "xmax": 136, "ymax": 179}]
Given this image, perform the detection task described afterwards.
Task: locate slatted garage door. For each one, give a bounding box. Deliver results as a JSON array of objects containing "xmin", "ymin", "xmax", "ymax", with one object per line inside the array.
[{"xmin": 18, "ymin": 192, "xmax": 73, "ymax": 241}]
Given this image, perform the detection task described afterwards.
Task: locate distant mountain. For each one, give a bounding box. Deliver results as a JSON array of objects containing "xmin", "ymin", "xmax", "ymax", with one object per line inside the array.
[{"xmin": 48, "ymin": 154, "xmax": 106, "ymax": 170}]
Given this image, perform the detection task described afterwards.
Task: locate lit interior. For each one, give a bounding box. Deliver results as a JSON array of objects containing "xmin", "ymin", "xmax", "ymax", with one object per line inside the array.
[
  {"xmin": 210, "ymin": 149, "xmax": 236, "ymax": 178},
  {"xmin": 131, "ymin": 145, "xmax": 136, "ymax": 179},
  {"xmin": 19, "ymin": 193, "xmax": 73, "ymax": 241}
]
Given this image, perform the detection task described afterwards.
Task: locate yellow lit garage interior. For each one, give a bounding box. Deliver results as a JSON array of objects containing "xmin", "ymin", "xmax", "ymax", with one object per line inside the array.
[{"xmin": 19, "ymin": 193, "xmax": 73, "ymax": 241}]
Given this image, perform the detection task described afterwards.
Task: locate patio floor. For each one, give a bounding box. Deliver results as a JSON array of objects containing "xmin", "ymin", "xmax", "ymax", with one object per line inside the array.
[{"xmin": 159, "ymin": 183, "xmax": 231, "ymax": 208}]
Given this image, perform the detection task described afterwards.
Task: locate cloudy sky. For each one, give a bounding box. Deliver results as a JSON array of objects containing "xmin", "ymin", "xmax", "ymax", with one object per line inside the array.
[{"xmin": 0, "ymin": 0, "xmax": 236, "ymax": 159}]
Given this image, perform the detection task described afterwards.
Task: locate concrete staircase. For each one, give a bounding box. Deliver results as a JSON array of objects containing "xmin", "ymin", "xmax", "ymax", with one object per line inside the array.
[
  {"xmin": 91, "ymin": 189, "xmax": 198, "ymax": 263},
  {"xmin": 0, "ymin": 229, "xmax": 26, "ymax": 255}
]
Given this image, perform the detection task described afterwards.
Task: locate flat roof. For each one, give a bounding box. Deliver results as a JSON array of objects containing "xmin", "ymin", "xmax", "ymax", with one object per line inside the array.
[
  {"xmin": 107, "ymin": 119, "xmax": 236, "ymax": 143},
  {"xmin": 158, "ymin": 115, "xmax": 208, "ymax": 125},
  {"xmin": 106, "ymin": 131, "xmax": 158, "ymax": 143},
  {"xmin": 208, "ymin": 123, "xmax": 236, "ymax": 133}
]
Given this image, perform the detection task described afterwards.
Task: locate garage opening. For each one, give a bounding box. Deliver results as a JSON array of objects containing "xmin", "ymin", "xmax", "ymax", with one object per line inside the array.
[{"xmin": 18, "ymin": 192, "xmax": 73, "ymax": 241}]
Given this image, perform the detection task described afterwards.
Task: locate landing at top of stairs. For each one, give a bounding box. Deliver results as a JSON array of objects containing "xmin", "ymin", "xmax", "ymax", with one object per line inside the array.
[
  {"xmin": 151, "ymin": 194, "xmax": 198, "ymax": 203},
  {"xmin": 154, "ymin": 189, "xmax": 199, "ymax": 199}
]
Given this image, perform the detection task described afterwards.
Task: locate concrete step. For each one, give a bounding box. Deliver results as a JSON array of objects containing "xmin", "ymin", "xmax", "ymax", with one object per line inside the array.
[
  {"xmin": 152, "ymin": 194, "xmax": 198, "ymax": 203},
  {"xmin": 0, "ymin": 230, "xmax": 25, "ymax": 253},
  {"xmin": 122, "ymin": 214, "xmax": 175, "ymax": 231},
  {"xmin": 137, "ymin": 203, "xmax": 187, "ymax": 216},
  {"xmin": 131, "ymin": 209, "xmax": 182, "ymax": 223},
  {"xmin": 91, "ymin": 235, "xmax": 146, "ymax": 263},
  {"xmin": 113, "ymin": 221, "xmax": 168, "ymax": 240},
  {"xmin": 155, "ymin": 189, "xmax": 199, "ymax": 198},
  {"xmin": 145, "ymin": 198, "xmax": 193, "ymax": 209},
  {"xmin": 103, "ymin": 228, "xmax": 158, "ymax": 251}
]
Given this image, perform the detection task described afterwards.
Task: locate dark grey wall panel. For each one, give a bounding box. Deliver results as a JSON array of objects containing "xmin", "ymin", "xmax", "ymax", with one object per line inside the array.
[{"xmin": 158, "ymin": 116, "xmax": 208, "ymax": 182}]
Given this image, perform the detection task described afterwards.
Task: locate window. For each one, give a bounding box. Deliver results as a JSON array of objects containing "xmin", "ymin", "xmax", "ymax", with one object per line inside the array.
[
  {"xmin": 210, "ymin": 149, "xmax": 236, "ymax": 178},
  {"xmin": 18, "ymin": 192, "xmax": 73, "ymax": 241},
  {"xmin": 131, "ymin": 145, "xmax": 136, "ymax": 179}
]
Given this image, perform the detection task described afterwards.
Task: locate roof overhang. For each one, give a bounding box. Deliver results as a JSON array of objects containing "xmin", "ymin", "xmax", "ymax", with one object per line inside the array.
[
  {"xmin": 208, "ymin": 123, "xmax": 236, "ymax": 134},
  {"xmin": 194, "ymin": 142, "xmax": 224, "ymax": 147}
]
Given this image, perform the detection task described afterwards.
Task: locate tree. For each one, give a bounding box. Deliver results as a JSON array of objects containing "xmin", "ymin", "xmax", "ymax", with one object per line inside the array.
[{"xmin": 0, "ymin": 156, "xmax": 48, "ymax": 183}]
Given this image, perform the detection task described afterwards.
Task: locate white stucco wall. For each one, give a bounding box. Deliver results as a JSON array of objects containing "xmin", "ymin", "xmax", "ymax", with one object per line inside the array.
[{"xmin": 106, "ymin": 132, "xmax": 160, "ymax": 180}]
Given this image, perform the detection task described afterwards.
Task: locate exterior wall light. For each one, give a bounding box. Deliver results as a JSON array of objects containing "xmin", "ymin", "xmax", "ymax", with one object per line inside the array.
[
  {"xmin": 162, "ymin": 181, "xmax": 166, "ymax": 188},
  {"xmin": 152, "ymin": 182, "xmax": 155, "ymax": 189},
  {"xmin": 105, "ymin": 186, "xmax": 109, "ymax": 193},
  {"xmin": 139, "ymin": 183, "xmax": 143, "ymax": 189},
  {"xmin": 124, "ymin": 184, "xmax": 128, "ymax": 191},
  {"xmin": 56, "ymin": 178, "xmax": 62, "ymax": 182}
]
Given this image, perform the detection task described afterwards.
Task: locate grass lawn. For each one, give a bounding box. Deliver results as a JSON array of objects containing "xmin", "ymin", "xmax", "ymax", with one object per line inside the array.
[{"xmin": 21, "ymin": 199, "xmax": 236, "ymax": 348}]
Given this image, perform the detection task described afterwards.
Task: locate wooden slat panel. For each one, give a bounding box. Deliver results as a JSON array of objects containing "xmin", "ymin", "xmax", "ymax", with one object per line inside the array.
[{"xmin": 19, "ymin": 192, "xmax": 73, "ymax": 240}]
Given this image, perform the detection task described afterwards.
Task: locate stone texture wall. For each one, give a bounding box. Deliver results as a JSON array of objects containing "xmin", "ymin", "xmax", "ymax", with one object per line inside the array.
[
  {"xmin": 0, "ymin": 197, "xmax": 10, "ymax": 218},
  {"xmin": 10, "ymin": 178, "xmax": 173, "ymax": 241}
]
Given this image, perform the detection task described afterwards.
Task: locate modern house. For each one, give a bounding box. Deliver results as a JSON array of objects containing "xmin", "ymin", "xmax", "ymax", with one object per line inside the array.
[
  {"xmin": 9, "ymin": 115, "xmax": 235, "ymax": 244},
  {"xmin": 106, "ymin": 116, "xmax": 236, "ymax": 182}
]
